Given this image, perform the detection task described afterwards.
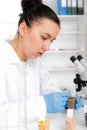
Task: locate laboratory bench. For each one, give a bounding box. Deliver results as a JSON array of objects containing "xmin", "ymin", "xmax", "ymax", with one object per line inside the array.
[{"xmin": 28, "ymin": 106, "xmax": 87, "ymax": 130}]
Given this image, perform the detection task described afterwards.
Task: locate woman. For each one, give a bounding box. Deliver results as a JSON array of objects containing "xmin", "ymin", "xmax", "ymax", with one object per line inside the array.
[{"xmin": 0, "ymin": 0, "xmax": 82, "ymax": 129}]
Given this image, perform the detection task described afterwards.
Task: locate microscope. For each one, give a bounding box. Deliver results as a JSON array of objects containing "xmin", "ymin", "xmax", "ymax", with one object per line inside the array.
[{"xmin": 70, "ymin": 55, "xmax": 87, "ymax": 99}]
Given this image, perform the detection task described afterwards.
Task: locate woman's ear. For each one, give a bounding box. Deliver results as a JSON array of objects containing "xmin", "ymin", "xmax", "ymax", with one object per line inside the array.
[{"xmin": 18, "ymin": 22, "xmax": 27, "ymax": 36}]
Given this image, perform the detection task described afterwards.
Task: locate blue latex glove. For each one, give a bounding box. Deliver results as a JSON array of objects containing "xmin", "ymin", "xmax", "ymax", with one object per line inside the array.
[
  {"xmin": 65, "ymin": 94, "xmax": 83, "ymax": 110},
  {"xmin": 43, "ymin": 92, "xmax": 70, "ymax": 113},
  {"xmin": 75, "ymin": 94, "xmax": 83, "ymax": 110}
]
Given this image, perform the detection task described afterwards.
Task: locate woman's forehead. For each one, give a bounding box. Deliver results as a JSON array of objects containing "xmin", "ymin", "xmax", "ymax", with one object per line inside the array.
[
  {"xmin": 31, "ymin": 17, "xmax": 59, "ymax": 27},
  {"xmin": 33, "ymin": 18, "xmax": 59, "ymax": 32}
]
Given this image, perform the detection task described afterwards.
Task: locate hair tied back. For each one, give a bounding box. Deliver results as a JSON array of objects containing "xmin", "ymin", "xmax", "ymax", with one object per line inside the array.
[{"xmin": 21, "ymin": 0, "xmax": 42, "ymax": 11}]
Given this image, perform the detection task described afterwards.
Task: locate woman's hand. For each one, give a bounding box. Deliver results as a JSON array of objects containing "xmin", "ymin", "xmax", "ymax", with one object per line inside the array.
[{"xmin": 43, "ymin": 92, "xmax": 70, "ymax": 113}]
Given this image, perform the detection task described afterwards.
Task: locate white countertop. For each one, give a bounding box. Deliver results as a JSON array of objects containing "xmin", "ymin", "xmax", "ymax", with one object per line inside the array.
[
  {"xmin": 27, "ymin": 107, "xmax": 87, "ymax": 130},
  {"xmin": 46, "ymin": 107, "xmax": 86, "ymax": 130}
]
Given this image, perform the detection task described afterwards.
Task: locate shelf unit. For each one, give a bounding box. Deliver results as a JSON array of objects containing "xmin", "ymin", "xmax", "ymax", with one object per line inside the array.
[
  {"xmin": 51, "ymin": 15, "xmax": 86, "ymax": 52},
  {"xmin": 41, "ymin": 14, "xmax": 86, "ymax": 91}
]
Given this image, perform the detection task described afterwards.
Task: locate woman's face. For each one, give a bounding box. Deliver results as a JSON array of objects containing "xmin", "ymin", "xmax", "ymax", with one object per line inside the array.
[{"xmin": 19, "ymin": 18, "xmax": 60, "ymax": 59}]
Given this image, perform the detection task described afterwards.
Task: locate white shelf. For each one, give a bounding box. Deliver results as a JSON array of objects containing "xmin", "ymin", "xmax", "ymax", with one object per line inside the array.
[
  {"xmin": 58, "ymin": 15, "xmax": 85, "ymax": 20},
  {"xmin": 60, "ymin": 31, "xmax": 84, "ymax": 34},
  {"xmin": 45, "ymin": 48, "xmax": 85, "ymax": 54},
  {"xmin": 46, "ymin": 66, "xmax": 75, "ymax": 71}
]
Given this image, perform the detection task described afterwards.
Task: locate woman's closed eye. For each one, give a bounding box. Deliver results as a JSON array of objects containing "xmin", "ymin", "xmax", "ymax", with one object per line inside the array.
[{"xmin": 41, "ymin": 36, "xmax": 48, "ymax": 40}]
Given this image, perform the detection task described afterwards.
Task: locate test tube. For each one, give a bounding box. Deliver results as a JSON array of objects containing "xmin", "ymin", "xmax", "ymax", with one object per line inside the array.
[
  {"xmin": 38, "ymin": 114, "xmax": 49, "ymax": 130},
  {"xmin": 65, "ymin": 96, "xmax": 76, "ymax": 130},
  {"xmin": 68, "ymin": 96, "xmax": 76, "ymax": 109},
  {"xmin": 65, "ymin": 117, "xmax": 76, "ymax": 130}
]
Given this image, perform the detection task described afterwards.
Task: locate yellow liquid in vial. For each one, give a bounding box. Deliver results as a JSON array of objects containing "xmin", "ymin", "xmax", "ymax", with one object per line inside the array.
[{"xmin": 38, "ymin": 120, "xmax": 49, "ymax": 130}]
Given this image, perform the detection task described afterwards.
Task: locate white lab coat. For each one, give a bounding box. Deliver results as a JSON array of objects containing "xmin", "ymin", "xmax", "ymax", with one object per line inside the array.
[{"xmin": 0, "ymin": 40, "xmax": 60, "ymax": 129}]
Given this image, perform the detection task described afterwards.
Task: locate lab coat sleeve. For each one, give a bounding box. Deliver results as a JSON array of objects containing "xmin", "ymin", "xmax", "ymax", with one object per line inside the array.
[
  {"xmin": 28, "ymin": 57, "xmax": 61, "ymax": 95},
  {"xmin": 0, "ymin": 98, "xmax": 46, "ymax": 127},
  {"xmin": 0, "ymin": 57, "xmax": 60, "ymax": 127},
  {"xmin": 27, "ymin": 96, "xmax": 46, "ymax": 121},
  {"xmin": 6, "ymin": 96, "xmax": 46, "ymax": 126},
  {"xmin": 39, "ymin": 61, "xmax": 61, "ymax": 95},
  {"xmin": 0, "ymin": 67, "xmax": 46, "ymax": 126}
]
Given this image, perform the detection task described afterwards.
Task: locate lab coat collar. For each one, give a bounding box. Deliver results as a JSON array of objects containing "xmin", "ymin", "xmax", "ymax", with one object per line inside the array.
[
  {"xmin": 0, "ymin": 40, "xmax": 21, "ymax": 65},
  {"xmin": 0, "ymin": 40, "xmax": 41, "ymax": 67}
]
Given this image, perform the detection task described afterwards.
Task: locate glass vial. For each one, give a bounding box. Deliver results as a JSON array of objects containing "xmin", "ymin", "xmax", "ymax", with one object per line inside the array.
[
  {"xmin": 65, "ymin": 96, "xmax": 76, "ymax": 130},
  {"xmin": 66, "ymin": 116, "xmax": 76, "ymax": 130},
  {"xmin": 38, "ymin": 120, "xmax": 49, "ymax": 130},
  {"xmin": 38, "ymin": 114, "xmax": 49, "ymax": 130}
]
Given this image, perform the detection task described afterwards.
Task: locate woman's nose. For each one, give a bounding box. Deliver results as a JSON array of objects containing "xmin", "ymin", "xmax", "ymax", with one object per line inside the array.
[{"xmin": 43, "ymin": 42, "xmax": 50, "ymax": 51}]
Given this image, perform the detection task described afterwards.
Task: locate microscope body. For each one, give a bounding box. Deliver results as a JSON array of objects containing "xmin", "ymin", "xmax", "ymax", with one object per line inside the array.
[{"xmin": 70, "ymin": 55, "xmax": 87, "ymax": 99}]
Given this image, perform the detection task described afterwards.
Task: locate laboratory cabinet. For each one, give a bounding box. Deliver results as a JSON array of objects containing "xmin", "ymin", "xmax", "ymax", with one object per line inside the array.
[{"xmin": 41, "ymin": 14, "xmax": 86, "ymax": 91}]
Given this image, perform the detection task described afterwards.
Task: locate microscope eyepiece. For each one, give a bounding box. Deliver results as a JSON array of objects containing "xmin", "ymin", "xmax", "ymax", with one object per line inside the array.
[
  {"xmin": 70, "ymin": 55, "xmax": 86, "ymax": 75},
  {"xmin": 77, "ymin": 55, "xmax": 87, "ymax": 69},
  {"xmin": 70, "ymin": 56, "xmax": 76, "ymax": 63},
  {"xmin": 77, "ymin": 55, "xmax": 83, "ymax": 61}
]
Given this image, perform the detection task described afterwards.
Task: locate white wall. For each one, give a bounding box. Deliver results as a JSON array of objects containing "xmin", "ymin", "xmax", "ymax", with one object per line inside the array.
[
  {"xmin": 42, "ymin": 0, "xmax": 58, "ymax": 14},
  {"xmin": 0, "ymin": 0, "xmax": 21, "ymax": 40}
]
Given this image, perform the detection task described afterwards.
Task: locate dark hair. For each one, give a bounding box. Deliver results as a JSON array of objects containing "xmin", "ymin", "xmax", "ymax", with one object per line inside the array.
[{"xmin": 18, "ymin": 0, "xmax": 60, "ymax": 27}]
